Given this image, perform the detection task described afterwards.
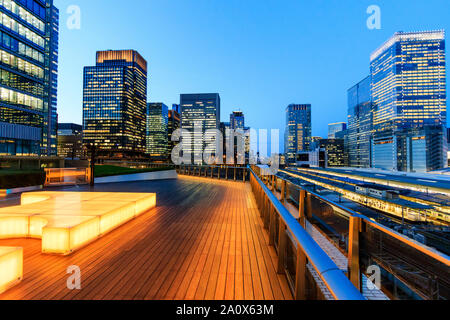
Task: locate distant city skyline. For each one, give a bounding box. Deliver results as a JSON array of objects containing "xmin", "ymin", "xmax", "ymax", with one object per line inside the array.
[{"xmin": 55, "ymin": 0, "xmax": 450, "ymax": 143}]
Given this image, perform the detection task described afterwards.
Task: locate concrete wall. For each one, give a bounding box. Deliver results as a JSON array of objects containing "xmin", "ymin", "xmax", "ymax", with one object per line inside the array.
[{"xmin": 95, "ymin": 170, "xmax": 178, "ymax": 184}]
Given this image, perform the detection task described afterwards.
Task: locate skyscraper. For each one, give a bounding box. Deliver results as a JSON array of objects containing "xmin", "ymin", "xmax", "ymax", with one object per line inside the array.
[
  {"xmin": 220, "ymin": 121, "xmax": 231, "ymax": 164},
  {"xmin": 328, "ymin": 122, "xmax": 347, "ymax": 139},
  {"xmin": 285, "ymin": 104, "xmax": 312, "ymax": 164},
  {"xmin": 146, "ymin": 102, "xmax": 169, "ymax": 161},
  {"xmin": 320, "ymin": 138, "xmax": 348, "ymax": 167},
  {"xmin": 180, "ymin": 93, "xmax": 220, "ymax": 164},
  {"xmin": 82, "ymin": 50, "xmax": 147, "ymax": 158},
  {"xmin": 370, "ymin": 31, "xmax": 447, "ymax": 171},
  {"xmin": 0, "ymin": 0, "xmax": 59, "ymax": 156},
  {"xmin": 168, "ymin": 105, "xmax": 181, "ymax": 158},
  {"xmin": 172, "ymin": 104, "xmax": 180, "ymax": 114},
  {"xmin": 228, "ymin": 111, "xmax": 250, "ymax": 164},
  {"xmin": 310, "ymin": 136, "xmax": 323, "ymax": 150},
  {"xmin": 348, "ymin": 76, "xmax": 374, "ymax": 168},
  {"xmin": 230, "ymin": 110, "xmax": 245, "ymax": 129},
  {"xmin": 57, "ymin": 123, "xmax": 83, "ymax": 160}
]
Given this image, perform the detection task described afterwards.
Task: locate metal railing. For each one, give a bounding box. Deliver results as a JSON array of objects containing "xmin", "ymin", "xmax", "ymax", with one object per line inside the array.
[
  {"xmin": 176, "ymin": 165, "xmax": 249, "ymax": 182},
  {"xmin": 174, "ymin": 163, "xmax": 449, "ymax": 299},
  {"xmin": 273, "ymin": 168, "xmax": 450, "ymax": 300},
  {"xmin": 249, "ymin": 166, "xmax": 364, "ymax": 300},
  {"xmin": 100, "ymin": 160, "xmax": 175, "ymax": 170}
]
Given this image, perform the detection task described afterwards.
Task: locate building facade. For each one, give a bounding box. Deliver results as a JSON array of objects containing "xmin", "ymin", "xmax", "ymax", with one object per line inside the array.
[
  {"xmin": 371, "ymin": 125, "xmax": 447, "ymax": 172},
  {"xmin": 320, "ymin": 138, "xmax": 348, "ymax": 167},
  {"xmin": 448, "ymin": 128, "xmax": 450, "ymax": 166},
  {"xmin": 180, "ymin": 93, "xmax": 220, "ymax": 164},
  {"xmin": 168, "ymin": 105, "xmax": 180, "ymax": 159},
  {"xmin": 328, "ymin": 122, "xmax": 347, "ymax": 139},
  {"xmin": 172, "ymin": 103, "xmax": 180, "ymax": 114},
  {"xmin": 0, "ymin": 0, "xmax": 59, "ymax": 156},
  {"xmin": 82, "ymin": 50, "xmax": 147, "ymax": 158},
  {"xmin": 228, "ymin": 110, "xmax": 250, "ymax": 164},
  {"xmin": 348, "ymin": 76, "xmax": 374, "ymax": 168},
  {"xmin": 370, "ymin": 31, "xmax": 447, "ymax": 172},
  {"xmin": 296, "ymin": 149, "xmax": 326, "ymax": 168},
  {"xmin": 146, "ymin": 102, "xmax": 169, "ymax": 161},
  {"xmin": 310, "ymin": 136, "xmax": 322, "ymax": 150},
  {"xmin": 285, "ymin": 104, "xmax": 312, "ymax": 164},
  {"xmin": 57, "ymin": 123, "xmax": 83, "ymax": 159},
  {"xmin": 230, "ymin": 110, "xmax": 244, "ymax": 129}
]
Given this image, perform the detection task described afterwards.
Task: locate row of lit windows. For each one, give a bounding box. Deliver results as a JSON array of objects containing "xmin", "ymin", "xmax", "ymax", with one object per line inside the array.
[
  {"xmin": 0, "ymin": 67, "xmax": 43, "ymax": 95},
  {"xmin": 0, "ymin": 85, "xmax": 42, "ymax": 110},
  {"xmin": 0, "ymin": 104, "xmax": 42, "ymax": 127},
  {"xmin": 0, "ymin": 11, "xmax": 44, "ymax": 48},
  {"xmin": 0, "ymin": 0, "xmax": 45, "ymax": 32},
  {"xmin": 0, "ymin": 48, "xmax": 43, "ymax": 78},
  {"xmin": 0, "ymin": 29, "xmax": 43, "ymax": 63}
]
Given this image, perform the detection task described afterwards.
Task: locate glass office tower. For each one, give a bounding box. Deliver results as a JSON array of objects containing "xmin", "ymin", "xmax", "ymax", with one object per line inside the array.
[
  {"xmin": 328, "ymin": 122, "xmax": 347, "ymax": 139},
  {"xmin": 370, "ymin": 31, "xmax": 447, "ymax": 172},
  {"xmin": 0, "ymin": 0, "xmax": 58, "ymax": 156},
  {"xmin": 146, "ymin": 102, "xmax": 169, "ymax": 161},
  {"xmin": 180, "ymin": 93, "xmax": 220, "ymax": 165},
  {"xmin": 83, "ymin": 50, "xmax": 148, "ymax": 158},
  {"xmin": 57, "ymin": 123, "xmax": 83, "ymax": 160},
  {"xmin": 285, "ymin": 104, "xmax": 312, "ymax": 164},
  {"xmin": 230, "ymin": 110, "xmax": 244, "ymax": 129},
  {"xmin": 310, "ymin": 136, "xmax": 323, "ymax": 150},
  {"xmin": 168, "ymin": 105, "xmax": 180, "ymax": 157},
  {"xmin": 348, "ymin": 76, "xmax": 374, "ymax": 168},
  {"xmin": 320, "ymin": 138, "xmax": 348, "ymax": 167},
  {"xmin": 228, "ymin": 110, "xmax": 250, "ymax": 164}
]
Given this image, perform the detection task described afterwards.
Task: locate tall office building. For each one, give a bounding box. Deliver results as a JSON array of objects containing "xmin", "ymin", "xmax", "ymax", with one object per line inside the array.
[
  {"xmin": 230, "ymin": 110, "xmax": 244, "ymax": 129},
  {"xmin": 0, "ymin": 0, "xmax": 59, "ymax": 156},
  {"xmin": 168, "ymin": 105, "xmax": 181, "ymax": 157},
  {"xmin": 310, "ymin": 136, "xmax": 322, "ymax": 150},
  {"xmin": 180, "ymin": 93, "xmax": 220, "ymax": 164},
  {"xmin": 146, "ymin": 102, "xmax": 168, "ymax": 161},
  {"xmin": 82, "ymin": 50, "xmax": 147, "ymax": 158},
  {"xmin": 370, "ymin": 31, "xmax": 447, "ymax": 172},
  {"xmin": 447, "ymin": 128, "xmax": 450, "ymax": 166},
  {"xmin": 219, "ymin": 121, "xmax": 231, "ymax": 164},
  {"xmin": 348, "ymin": 76, "xmax": 374, "ymax": 168},
  {"xmin": 320, "ymin": 138, "xmax": 348, "ymax": 167},
  {"xmin": 389, "ymin": 125, "xmax": 447, "ymax": 173},
  {"xmin": 172, "ymin": 103, "xmax": 180, "ymax": 114},
  {"xmin": 285, "ymin": 104, "xmax": 312, "ymax": 164},
  {"xmin": 336, "ymin": 129, "xmax": 350, "ymax": 167},
  {"xmin": 328, "ymin": 122, "xmax": 347, "ymax": 139},
  {"xmin": 228, "ymin": 111, "xmax": 250, "ymax": 164},
  {"xmin": 57, "ymin": 123, "xmax": 83, "ymax": 159}
]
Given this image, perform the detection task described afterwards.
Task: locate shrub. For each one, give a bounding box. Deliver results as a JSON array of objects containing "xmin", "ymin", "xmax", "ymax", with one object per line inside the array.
[{"xmin": 0, "ymin": 171, "xmax": 46, "ymax": 189}]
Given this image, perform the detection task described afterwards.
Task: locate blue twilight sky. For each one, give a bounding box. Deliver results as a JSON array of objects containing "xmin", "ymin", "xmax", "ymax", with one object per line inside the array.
[{"xmin": 54, "ymin": 0, "xmax": 450, "ymax": 150}]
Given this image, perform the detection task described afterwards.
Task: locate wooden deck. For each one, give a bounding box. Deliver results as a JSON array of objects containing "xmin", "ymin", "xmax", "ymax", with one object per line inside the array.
[{"xmin": 0, "ymin": 176, "xmax": 292, "ymax": 300}]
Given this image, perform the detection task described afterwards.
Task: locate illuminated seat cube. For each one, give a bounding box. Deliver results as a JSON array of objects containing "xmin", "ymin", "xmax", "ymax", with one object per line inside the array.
[
  {"xmin": 0, "ymin": 192, "xmax": 157, "ymax": 255},
  {"xmin": 0, "ymin": 247, "xmax": 23, "ymax": 294}
]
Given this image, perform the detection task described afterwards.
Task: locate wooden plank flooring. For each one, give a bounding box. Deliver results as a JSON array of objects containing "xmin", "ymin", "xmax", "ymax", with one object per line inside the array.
[{"xmin": 0, "ymin": 176, "xmax": 292, "ymax": 300}]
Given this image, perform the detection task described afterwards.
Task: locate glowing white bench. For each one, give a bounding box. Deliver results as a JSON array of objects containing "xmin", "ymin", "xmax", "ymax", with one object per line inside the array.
[
  {"xmin": 0, "ymin": 247, "xmax": 23, "ymax": 294},
  {"xmin": 0, "ymin": 192, "xmax": 156, "ymax": 255}
]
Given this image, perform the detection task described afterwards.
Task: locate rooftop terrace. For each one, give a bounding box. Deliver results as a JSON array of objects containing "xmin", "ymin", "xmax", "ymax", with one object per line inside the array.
[{"xmin": 0, "ymin": 176, "xmax": 292, "ymax": 300}]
